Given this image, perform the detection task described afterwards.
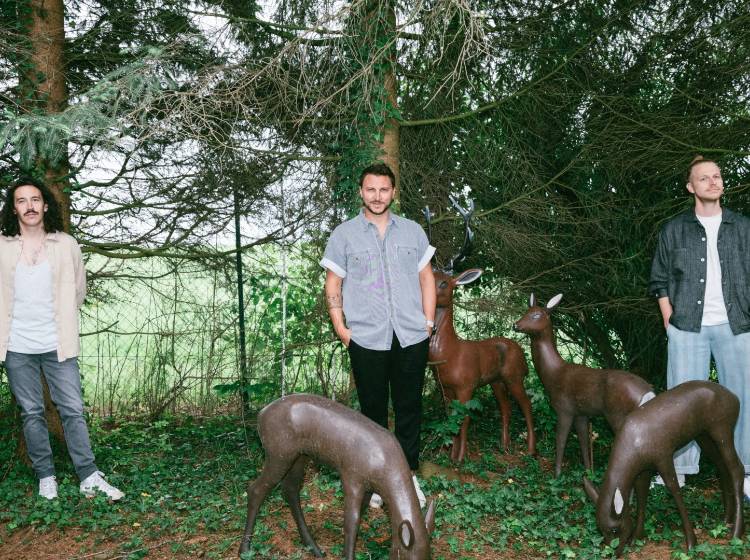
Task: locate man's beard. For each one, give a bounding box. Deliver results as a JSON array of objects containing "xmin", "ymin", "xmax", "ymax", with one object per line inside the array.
[{"xmin": 364, "ymin": 200, "xmax": 391, "ymax": 215}]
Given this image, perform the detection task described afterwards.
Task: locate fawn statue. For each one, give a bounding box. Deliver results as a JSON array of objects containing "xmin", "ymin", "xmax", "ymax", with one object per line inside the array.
[{"xmin": 239, "ymin": 393, "xmax": 436, "ymax": 559}]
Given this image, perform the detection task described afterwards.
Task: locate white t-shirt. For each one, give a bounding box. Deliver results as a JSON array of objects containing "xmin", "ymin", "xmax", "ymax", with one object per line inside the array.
[
  {"xmin": 696, "ymin": 213, "xmax": 729, "ymax": 326},
  {"xmin": 8, "ymin": 260, "xmax": 58, "ymax": 353}
]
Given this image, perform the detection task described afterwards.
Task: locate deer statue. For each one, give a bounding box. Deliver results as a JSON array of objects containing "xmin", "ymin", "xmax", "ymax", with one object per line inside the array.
[
  {"xmin": 513, "ymin": 293, "xmax": 654, "ymax": 477},
  {"xmin": 239, "ymin": 393, "xmax": 436, "ymax": 560},
  {"xmin": 583, "ymin": 381, "xmax": 744, "ymax": 556},
  {"xmin": 423, "ymin": 197, "xmax": 536, "ymax": 463}
]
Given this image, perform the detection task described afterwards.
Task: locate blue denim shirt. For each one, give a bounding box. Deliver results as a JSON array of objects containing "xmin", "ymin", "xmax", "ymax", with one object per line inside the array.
[
  {"xmin": 649, "ymin": 208, "xmax": 750, "ymax": 334},
  {"xmin": 321, "ymin": 210, "xmax": 435, "ymax": 350}
]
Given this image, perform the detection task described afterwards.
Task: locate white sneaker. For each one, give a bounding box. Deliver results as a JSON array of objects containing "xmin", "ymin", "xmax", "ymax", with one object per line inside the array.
[
  {"xmin": 651, "ymin": 473, "xmax": 685, "ymax": 489},
  {"xmin": 39, "ymin": 476, "xmax": 58, "ymax": 500},
  {"xmin": 369, "ymin": 492, "xmax": 383, "ymax": 508},
  {"xmin": 412, "ymin": 475, "xmax": 426, "ymax": 509},
  {"xmin": 80, "ymin": 471, "xmax": 125, "ymax": 501},
  {"xmin": 743, "ymin": 476, "xmax": 750, "ymax": 502}
]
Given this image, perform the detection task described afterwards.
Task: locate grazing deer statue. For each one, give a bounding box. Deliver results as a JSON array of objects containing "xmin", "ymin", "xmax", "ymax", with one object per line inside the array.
[
  {"xmin": 423, "ymin": 198, "xmax": 536, "ymax": 463},
  {"xmin": 239, "ymin": 394, "xmax": 436, "ymax": 560},
  {"xmin": 583, "ymin": 381, "xmax": 744, "ymax": 556},
  {"xmin": 513, "ymin": 293, "xmax": 654, "ymax": 477}
]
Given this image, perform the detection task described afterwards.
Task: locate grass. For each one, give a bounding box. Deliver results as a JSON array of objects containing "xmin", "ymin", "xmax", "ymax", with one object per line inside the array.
[{"xmin": 1, "ymin": 389, "xmax": 750, "ymax": 559}]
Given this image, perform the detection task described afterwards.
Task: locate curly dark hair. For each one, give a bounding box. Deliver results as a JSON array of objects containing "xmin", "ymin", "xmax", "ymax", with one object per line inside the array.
[{"xmin": 1, "ymin": 177, "xmax": 65, "ymax": 236}]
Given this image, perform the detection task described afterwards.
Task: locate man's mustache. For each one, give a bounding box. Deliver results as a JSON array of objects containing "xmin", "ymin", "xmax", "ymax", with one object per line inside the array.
[{"xmin": 24, "ymin": 211, "xmax": 38, "ymax": 216}]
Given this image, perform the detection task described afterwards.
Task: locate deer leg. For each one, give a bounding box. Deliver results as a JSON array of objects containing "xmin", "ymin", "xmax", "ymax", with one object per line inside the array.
[
  {"xmin": 632, "ymin": 471, "xmax": 651, "ymax": 539},
  {"xmin": 438, "ymin": 386, "xmax": 460, "ymax": 462},
  {"xmin": 504, "ymin": 377, "xmax": 536, "ymax": 455},
  {"xmin": 490, "ymin": 381, "xmax": 511, "ymax": 453},
  {"xmin": 655, "ymin": 460, "xmax": 697, "ymax": 550},
  {"xmin": 696, "ymin": 435, "xmax": 732, "ymax": 525},
  {"xmin": 453, "ymin": 389, "xmax": 474, "ymax": 463},
  {"xmin": 573, "ymin": 416, "xmax": 592, "ymax": 472},
  {"xmin": 717, "ymin": 438, "xmax": 744, "ymax": 540},
  {"xmin": 239, "ymin": 454, "xmax": 296, "ymax": 555},
  {"xmin": 554, "ymin": 413, "xmax": 574, "ymax": 478},
  {"xmin": 341, "ymin": 479, "xmax": 366, "ymax": 560},
  {"xmin": 698, "ymin": 432, "xmax": 745, "ymax": 538},
  {"xmin": 280, "ymin": 456, "xmax": 324, "ymax": 557}
]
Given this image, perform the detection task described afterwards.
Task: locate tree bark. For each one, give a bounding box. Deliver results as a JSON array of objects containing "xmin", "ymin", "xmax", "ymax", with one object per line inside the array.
[
  {"xmin": 26, "ymin": 0, "xmax": 71, "ymax": 219},
  {"xmin": 381, "ymin": 65, "xmax": 400, "ymax": 195},
  {"xmin": 378, "ymin": 2, "xmax": 400, "ymax": 197}
]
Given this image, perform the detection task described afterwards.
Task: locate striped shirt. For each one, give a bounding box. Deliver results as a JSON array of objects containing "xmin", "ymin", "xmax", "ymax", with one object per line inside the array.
[{"xmin": 321, "ymin": 210, "xmax": 435, "ymax": 350}]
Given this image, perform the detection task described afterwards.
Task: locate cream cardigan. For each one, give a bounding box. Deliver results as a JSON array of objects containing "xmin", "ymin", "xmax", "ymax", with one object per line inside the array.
[{"xmin": 0, "ymin": 232, "xmax": 86, "ymax": 362}]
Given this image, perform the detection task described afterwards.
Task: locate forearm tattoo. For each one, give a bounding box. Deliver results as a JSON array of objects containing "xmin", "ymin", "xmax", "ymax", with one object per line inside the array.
[{"xmin": 326, "ymin": 292, "xmax": 343, "ymax": 310}]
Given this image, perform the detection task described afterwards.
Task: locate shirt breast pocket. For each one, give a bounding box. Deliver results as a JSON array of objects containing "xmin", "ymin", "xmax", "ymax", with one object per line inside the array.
[
  {"xmin": 347, "ymin": 251, "xmax": 371, "ymax": 282},
  {"xmin": 397, "ymin": 245, "xmax": 418, "ymax": 274}
]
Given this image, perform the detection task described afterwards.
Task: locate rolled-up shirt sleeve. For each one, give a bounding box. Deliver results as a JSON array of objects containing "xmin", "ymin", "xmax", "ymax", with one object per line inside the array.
[
  {"xmin": 649, "ymin": 227, "xmax": 670, "ymax": 299},
  {"xmin": 415, "ymin": 227, "xmax": 436, "ymax": 271},
  {"xmin": 320, "ymin": 227, "xmax": 347, "ymax": 278}
]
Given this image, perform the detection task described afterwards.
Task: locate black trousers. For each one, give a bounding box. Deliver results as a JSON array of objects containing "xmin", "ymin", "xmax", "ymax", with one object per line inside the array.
[{"xmin": 348, "ymin": 332, "xmax": 429, "ymax": 470}]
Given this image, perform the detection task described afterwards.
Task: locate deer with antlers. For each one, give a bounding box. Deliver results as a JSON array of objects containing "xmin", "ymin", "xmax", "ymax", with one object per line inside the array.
[
  {"xmin": 423, "ymin": 198, "xmax": 536, "ymax": 463},
  {"xmin": 513, "ymin": 293, "xmax": 654, "ymax": 478}
]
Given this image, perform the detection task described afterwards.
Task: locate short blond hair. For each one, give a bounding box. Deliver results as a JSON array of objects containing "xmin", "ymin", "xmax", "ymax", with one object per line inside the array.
[{"xmin": 687, "ymin": 155, "xmax": 719, "ymax": 182}]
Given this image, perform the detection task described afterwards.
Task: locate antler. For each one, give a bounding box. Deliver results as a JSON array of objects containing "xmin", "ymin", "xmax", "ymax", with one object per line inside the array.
[
  {"xmin": 422, "ymin": 205, "xmax": 434, "ymax": 245},
  {"xmin": 445, "ymin": 195, "xmax": 474, "ymax": 273},
  {"xmin": 423, "ymin": 197, "xmax": 475, "ymax": 272}
]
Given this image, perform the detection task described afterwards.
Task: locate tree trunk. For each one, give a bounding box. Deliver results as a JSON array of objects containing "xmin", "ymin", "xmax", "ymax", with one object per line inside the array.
[
  {"xmin": 14, "ymin": 0, "xmax": 70, "ymax": 463},
  {"xmin": 381, "ymin": 64, "xmax": 400, "ymax": 194},
  {"xmin": 378, "ymin": 3, "xmax": 400, "ymax": 197}
]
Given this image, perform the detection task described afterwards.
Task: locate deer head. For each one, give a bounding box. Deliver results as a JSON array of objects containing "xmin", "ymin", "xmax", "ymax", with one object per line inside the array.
[
  {"xmin": 583, "ymin": 477, "xmax": 633, "ymax": 556},
  {"xmin": 513, "ymin": 293, "xmax": 563, "ymax": 336},
  {"xmin": 435, "ymin": 269, "xmax": 482, "ymax": 308}
]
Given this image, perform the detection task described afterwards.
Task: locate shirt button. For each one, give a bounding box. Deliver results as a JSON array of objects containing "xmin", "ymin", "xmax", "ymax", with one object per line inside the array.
[
  {"xmin": 700, "ymin": 279, "xmax": 704, "ymax": 283},
  {"xmin": 700, "ymin": 258, "xmax": 705, "ymax": 262},
  {"xmin": 702, "ymin": 237, "xmax": 706, "ymax": 241},
  {"xmin": 697, "ymin": 300, "xmax": 702, "ymax": 304}
]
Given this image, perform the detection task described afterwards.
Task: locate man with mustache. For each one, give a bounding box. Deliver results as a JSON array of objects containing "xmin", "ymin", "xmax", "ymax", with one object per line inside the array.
[
  {"xmin": 321, "ymin": 163, "xmax": 436, "ymax": 509},
  {"xmin": 0, "ymin": 177, "xmax": 124, "ymax": 501},
  {"xmin": 650, "ymin": 156, "xmax": 750, "ymax": 497}
]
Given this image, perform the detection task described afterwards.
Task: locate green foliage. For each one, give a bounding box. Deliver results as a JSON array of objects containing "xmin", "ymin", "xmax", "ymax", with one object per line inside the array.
[
  {"xmin": 2, "ymin": 406, "xmax": 750, "ymax": 558},
  {"xmin": 0, "ymin": 413, "xmax": 262, "ymax": 557},
  {"xmin": 212, "ymin": 380, "xmax": 277, "ymax": 404},
  {"xmin": 423, "ymin": 398, "xmax": 484, "ymax": 451}
]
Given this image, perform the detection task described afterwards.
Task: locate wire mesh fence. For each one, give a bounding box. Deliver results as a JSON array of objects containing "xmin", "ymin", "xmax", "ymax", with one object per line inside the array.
[{"xmin": 73, "ymin": 253, "xmax": 353, "ymax": 419}]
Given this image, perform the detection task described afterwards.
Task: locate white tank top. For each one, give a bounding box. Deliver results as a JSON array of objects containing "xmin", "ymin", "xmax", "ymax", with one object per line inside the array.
[{"xmin": 8, "ymin": 260, "xmax": 58, "ymax": 353}]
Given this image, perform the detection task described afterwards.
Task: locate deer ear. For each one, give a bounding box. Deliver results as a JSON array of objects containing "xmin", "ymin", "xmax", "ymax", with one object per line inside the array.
[
  {"xmin": 424, "ymin": 499, "xmax": 436, "ymax": 534},
  {"xmin": 583, "ymin": 477, "xmax": 599, "ymax": 503},
  {"xmin": 529, "ymin": 293, "xmax": 536, "ymax": 307},
  {"xmin": 455, "ymin": 268, "xmax": 482, "ymax": 286},
  {"xmin": 546, "ymin": 293, "xmax": 563, "ymax": 310},
  {"xmin": 399, "ymin": 520, "xmax": 415, "ymax": 549},
  {"xmin": 613, "ymin": 488, "xmax": 625, "ymax": 515}
]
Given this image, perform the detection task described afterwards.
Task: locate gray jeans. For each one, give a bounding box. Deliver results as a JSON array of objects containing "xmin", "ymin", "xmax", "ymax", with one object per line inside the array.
[{"xmin": 5, "ymin": 351, "xmax": 98, "ymax": 480}]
